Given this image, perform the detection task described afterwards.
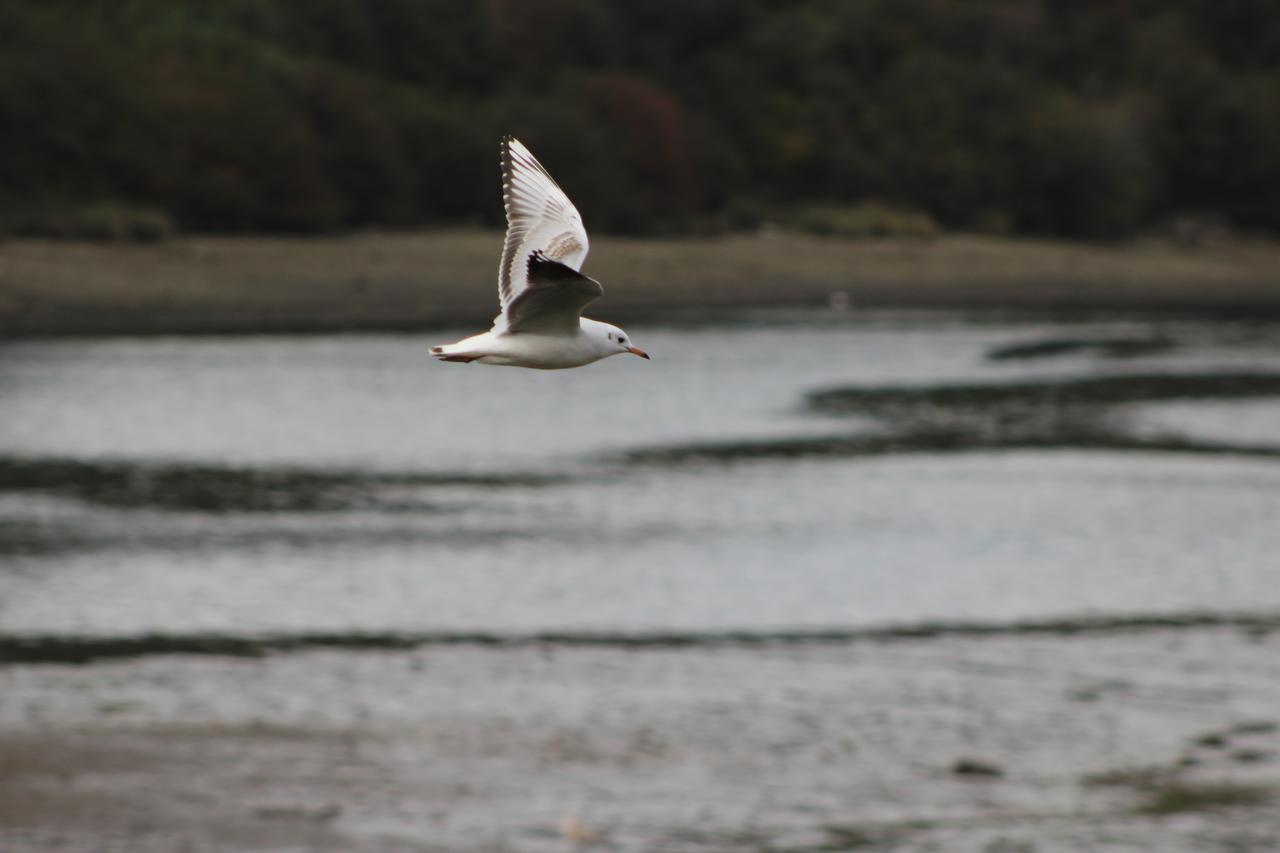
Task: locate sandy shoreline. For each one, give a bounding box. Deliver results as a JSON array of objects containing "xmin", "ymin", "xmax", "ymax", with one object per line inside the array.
[
  {"xmin": 3, "ymin": 231, "xmax": 1280, "ymax": 336},
  {"xmin": 3, "ymin": 626, "xmax": 1279, "ymax": 852}
]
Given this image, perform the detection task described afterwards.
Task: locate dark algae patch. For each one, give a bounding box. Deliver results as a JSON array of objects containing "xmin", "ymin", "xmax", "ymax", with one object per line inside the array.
[
  {"xmin": 1191, "ymin": 721, "xmax": 1280, "ymax": 752},
  {"xmin": 1083, "ymin": 766, "xmax": 1179, "ymax": 789},
  {"xmin": 0, "ymin": 456, "xmax": 562, "ymax": 513},
  {"xmin": 809, "ymin": 825, "xmax": 885, "ymax": 850},
  {"xmin": 807, "ymin": 372, "xmax": 1280, "ymax": 412},
  {"xmin": 1139, "ymin": 782, "xmax": 1274, "ymax": 815},
  {"xmin": 951, "ymin": 758, "xmax": 1005, "ymax": 778},
  {"xmin": 986, "ymin": 335, "xmax": 1178, "ymax": 362},
  {"xmin": 1084, "ymin": 767, "xmax": 1276, "ymax": 817},
  {"xmin": 626, "ymin": 372, "xmax": 1280, "ymax": 464},
  {"xmin": 5, "ymin": 611, "xmax": 1280, "ymax": 665},
  {"xmin": 1084, "ymin": 715, "xmax": 1280, "ymax": 819},
  {"xmin": 0, "ymin": 457, "xmax": 376, "ymax": 513}
]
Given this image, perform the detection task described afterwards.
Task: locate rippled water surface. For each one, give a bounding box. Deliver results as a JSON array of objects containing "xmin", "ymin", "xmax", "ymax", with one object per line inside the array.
[{"xmin": 4, "ymin": 314, "xmax": 1280, "ymax": 642}]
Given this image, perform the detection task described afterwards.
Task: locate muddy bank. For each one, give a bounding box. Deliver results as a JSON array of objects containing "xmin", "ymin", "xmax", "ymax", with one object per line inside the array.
[
  {"xmin": 3, "ymin": 627, "xmax": 1278, "ymax": 852},
  {"xmin": 4, "ymin": 231, "xmax": 1280, "ymax": 336}
]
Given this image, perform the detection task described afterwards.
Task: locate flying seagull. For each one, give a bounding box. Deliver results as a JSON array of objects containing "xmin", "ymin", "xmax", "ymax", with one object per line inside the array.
[{"xmin": 431, "ymin": 137, "xmax": 649, "ymax": 369}]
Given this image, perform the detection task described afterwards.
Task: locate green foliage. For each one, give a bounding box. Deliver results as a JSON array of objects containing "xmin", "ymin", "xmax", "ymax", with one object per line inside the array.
[
  {"xmin": 0, "ymin": 0, "xmax": 1276, "ymax": 238},
  {"xmin": 1138, "ymin": 781, "xmax": 1273, "ymax": 815},
  {"xmin": 1014, "ymin": 94, "xmax": 1153, "ymax": 238},
  {"xmin": 1, "ymin": 202, "xmax": 174, "ymax": 242}
]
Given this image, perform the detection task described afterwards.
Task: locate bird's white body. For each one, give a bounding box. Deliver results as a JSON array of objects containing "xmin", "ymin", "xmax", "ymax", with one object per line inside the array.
[
  {"xmin": 431, "ymin": 138, "xmax": 648, "ymax": 370},
  {"xmin": 435, "ymin": 318, "xmax": 626, "ymax": 370}
]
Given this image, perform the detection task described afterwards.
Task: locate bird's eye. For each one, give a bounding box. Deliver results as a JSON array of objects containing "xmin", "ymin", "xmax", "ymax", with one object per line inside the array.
[{"xmin": 619, "ymin": 337, "xmax": 626, "ymax": 344}]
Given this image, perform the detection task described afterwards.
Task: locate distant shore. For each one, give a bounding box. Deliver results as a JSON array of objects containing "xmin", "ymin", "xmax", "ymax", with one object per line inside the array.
[{"xmin": 3, "ymin": 230, "xmax": 1280, "ymax": 336}]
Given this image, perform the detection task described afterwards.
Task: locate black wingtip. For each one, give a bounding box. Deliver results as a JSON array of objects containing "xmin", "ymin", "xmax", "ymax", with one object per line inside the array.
[
  {"xmin": 527, "ymin": 249, "xmax": 547, "ymax": 277},
  {"xmin": 526, "ymin": 250, "xmax": 585, "ymax": 285}
]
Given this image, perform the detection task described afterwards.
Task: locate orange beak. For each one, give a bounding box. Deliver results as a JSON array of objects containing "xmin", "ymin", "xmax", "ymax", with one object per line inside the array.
[{"xmin": 627, "ymin": 346, "xmax": 650, "ymax": 360}]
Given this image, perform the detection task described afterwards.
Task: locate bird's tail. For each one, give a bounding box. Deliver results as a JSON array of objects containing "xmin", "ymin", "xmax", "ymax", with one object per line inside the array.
[{"xmin": 430, "ymin": 343, "xmax": 478, "ymax": 364}]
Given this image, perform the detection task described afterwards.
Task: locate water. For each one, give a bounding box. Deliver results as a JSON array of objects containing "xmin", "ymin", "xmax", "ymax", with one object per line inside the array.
[
  {"xmin": 3, "ymin": 313, "xmax": 1280, "ymax": 642},
  {"xmin": 5, "ymin": 313, "xmax": 1280, "ymax": 852}
]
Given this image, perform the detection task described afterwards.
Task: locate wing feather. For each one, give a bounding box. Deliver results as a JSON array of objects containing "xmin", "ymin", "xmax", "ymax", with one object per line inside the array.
[
  {"xmin": 504, "ymin": 251, "xmax": 603, "ymax": 334},
  {"xmin": 497, "ymin": 138, "xmax": 590, "ymax": 319}
]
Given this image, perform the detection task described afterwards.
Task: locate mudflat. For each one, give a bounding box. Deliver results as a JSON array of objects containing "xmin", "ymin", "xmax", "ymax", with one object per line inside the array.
[
  {"xmin": 3, "ymin": 231, "xmax": 1280, "ymax": 336},
  {"xmin": 3, "ymin": 626, "xmax": 1279, "ymax": 852}
]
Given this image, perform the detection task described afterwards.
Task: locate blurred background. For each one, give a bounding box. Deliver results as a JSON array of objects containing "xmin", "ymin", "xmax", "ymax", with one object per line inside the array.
[
  {"xmin": 3, "ymin": 2, "xmax": 1280, "ymax": 851},
  {"xmin": 2, "ymin": 0, "xmax": 1279, "ymax": 239}
]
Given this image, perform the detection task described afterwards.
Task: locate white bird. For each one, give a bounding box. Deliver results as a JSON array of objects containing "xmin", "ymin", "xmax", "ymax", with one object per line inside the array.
[{"xmin": 430, "ymin": 137, "xmax": 649, "ymax": 369}]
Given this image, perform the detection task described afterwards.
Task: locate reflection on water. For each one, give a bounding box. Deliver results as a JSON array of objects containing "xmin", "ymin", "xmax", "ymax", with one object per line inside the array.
[{"xmin": 3, "ymin": 313, "xmax": 1280, "ymax": 646}]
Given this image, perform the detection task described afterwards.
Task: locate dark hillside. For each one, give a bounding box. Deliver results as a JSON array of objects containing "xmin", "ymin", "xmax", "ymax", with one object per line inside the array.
[{"xmin": 2, "ymin": 0, "xmax": 1277, "ymax": 238}]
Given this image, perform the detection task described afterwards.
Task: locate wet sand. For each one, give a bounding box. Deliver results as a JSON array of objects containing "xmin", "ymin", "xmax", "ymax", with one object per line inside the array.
[
  {"xmin": 3, "ymin": 626, "xmax": 1279, "ymax": 852},
  {"xmin": 4, "ymin": 231, "xmax": 1280, "ymax": 336}
]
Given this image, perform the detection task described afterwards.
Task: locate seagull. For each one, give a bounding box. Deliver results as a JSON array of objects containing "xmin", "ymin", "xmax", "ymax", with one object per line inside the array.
[{"xmin": 430, "ymin": 137, "xmax": 649, "ymax": 369}]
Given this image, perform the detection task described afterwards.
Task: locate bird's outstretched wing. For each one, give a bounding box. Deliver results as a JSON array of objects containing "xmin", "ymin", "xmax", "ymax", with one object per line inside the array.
[
  {"xmin": 505, "ymin": 251, "xmax": 603, "ymax": 334},
  {"xmin": 496, "ymin": 137, "xmax": 590, "ymax": 327}
]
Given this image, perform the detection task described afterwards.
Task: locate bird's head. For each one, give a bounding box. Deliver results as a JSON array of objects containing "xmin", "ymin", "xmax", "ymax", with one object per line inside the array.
[{"xmin": 599, "ymin": 323, "xmax": 649, "ymax": 360}]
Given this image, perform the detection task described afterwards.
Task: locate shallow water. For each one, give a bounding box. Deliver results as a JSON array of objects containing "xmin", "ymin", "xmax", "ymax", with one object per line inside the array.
[
  {"xmin": 3, "ymin": 313, "xmax": 1280, "ymax": 643},
  {"xmin": 5, "ymin": 313, "xmax": 1280, "ymax": 852}
]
